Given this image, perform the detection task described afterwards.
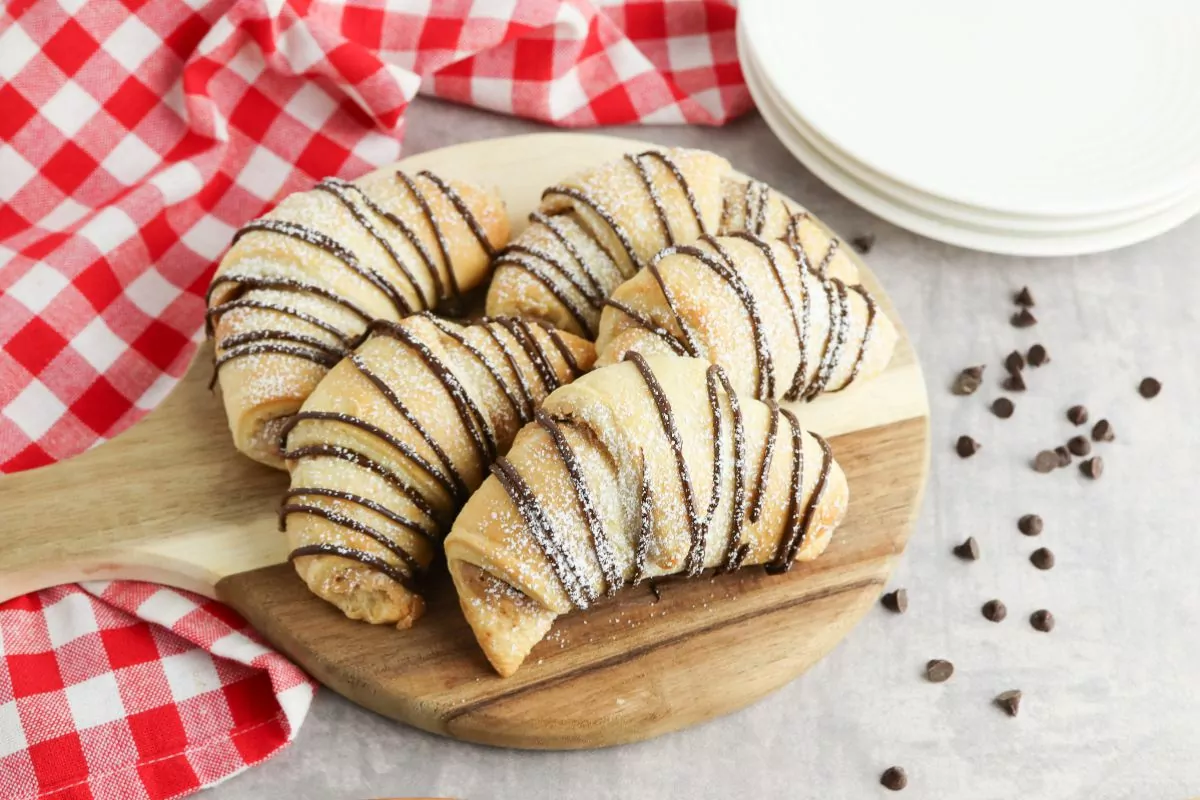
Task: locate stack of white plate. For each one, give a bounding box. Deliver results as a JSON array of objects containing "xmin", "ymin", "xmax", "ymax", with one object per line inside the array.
[{"xmin": 739, "ymin": 0, "xmax": 1200, "ymax": 256}]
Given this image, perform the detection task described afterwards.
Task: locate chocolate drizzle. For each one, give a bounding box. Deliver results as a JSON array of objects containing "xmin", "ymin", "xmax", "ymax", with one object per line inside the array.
[
  {"xmin": 211, "ymin": 169, "xmax": 493, "ymax": 388},
  {"xmin": 542, "ymin": 150, "xmax": 704, "ymax": 276},
  {"xmin": 605, "ymin": 234, "xmax": 873, "ymax": 402},
  {"xmin": 235, "ymin": 218, "xmax": 412, "ymax": 317},
  {"xmin": 492, "ymin": 354, "xmax": 839, "ymax": 609},
  {"xmin": 536, "ymin": 410, "xmax": 621, "ymax": 595},
  {"xmin": 281, "ymin": 317, "xmax": 582, "ymax": 592}
]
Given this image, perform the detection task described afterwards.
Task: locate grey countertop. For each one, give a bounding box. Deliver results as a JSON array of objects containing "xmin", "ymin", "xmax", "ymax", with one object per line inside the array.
[{"xmin": 208, "ymin": 98, "xmax": 1200, "ymax": 799}]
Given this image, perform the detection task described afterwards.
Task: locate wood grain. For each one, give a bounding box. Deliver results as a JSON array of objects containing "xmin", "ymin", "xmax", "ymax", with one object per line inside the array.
[{"xmin": 0, "ymin": 133, "xmax": 929, "ymax": 750}]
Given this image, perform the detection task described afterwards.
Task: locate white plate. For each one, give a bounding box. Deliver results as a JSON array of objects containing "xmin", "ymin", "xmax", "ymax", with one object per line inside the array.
[
  {"xmin": 739, "ymin": 32, "xmax": 1197, "ymax": 235},
  {"xmin": 743, "ymin": 42, "xmax": 1200, "ymax": 256},
  {"xmin": 741, "ymin": 0, "xmax": 1200, "ymax": 217}
]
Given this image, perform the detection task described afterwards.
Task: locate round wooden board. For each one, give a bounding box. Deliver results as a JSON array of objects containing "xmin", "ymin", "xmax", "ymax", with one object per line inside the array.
[{"xmin": 0, "ymin": 134, "xmax": 929, "ymax": 750}]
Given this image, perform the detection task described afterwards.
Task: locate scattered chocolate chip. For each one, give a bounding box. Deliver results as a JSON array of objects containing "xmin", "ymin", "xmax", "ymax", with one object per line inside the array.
[
  {"xmin": 925, "ymin": 659, "xmax": 955, "ymax": 683},
  {"xmin": 1139, "ymin": 377, "xmax": 1161, "ymax": 398},
  {"xmin": 1054, "ymin": 446, "xmax": 1072, "ymax": 468},
  {"xmin": 1080, "ymin": 456, "xmax": 1104, "ymax": 479},
  {"xmin": 1014, "ymin": 287, "xmax": 1035, "ymax": 307},
  {"xmin": 995, "ymin": 690, "xmax": 1023, "ymax": 717},
  {"xmin": 1092, "ymin": 419, "xmax": 1115, "ymax": 442},
  {"xmin": 881, "ymin": 766, "xmax": 908, "ymax": 791},
  {"xmin": 1030, "ymin": 609, "xmax": 1055, "ymax": 632},
  {"xmin": 1011, "ymin": 308, "xmax": 1037, "ymax": 328},
  {"xmin": 649, "ymin": 581, "xmax": 661, "ymax": 604},
  {"xmin": 954, "ymin": 536, "xmax": 981, "ymax": 561},
  {"xmin": 991, "ymin": 397, "xmax": 1015, "ymax": 419},
  {"xmin": 1005, "ymin": 350, "xmax": 1025, "ymax": 373},
  {"xmin": 1003, "ymin": 372, "xmax": 1026, "ymax": 392},
  {"xmin": 1030, "ymin": 547, "xmax": 1055, "ymax": 570},
  {"xmin": 1067, "ymin": 405, "xmax": 1089, "ymax": 425},
  {"xmin": 1033, "ymin": 450, "xmax": 1059, "ymax": 473},
  {"xmin": 1018, "ymin": 514, "xmax": 1043, "ymax": 536},
  {"xmin": 1026, "ymin": 344, "xmax": 1049, "ymax": 366},
  {"xmin": 1067, "ymin": 435, "xmax": 1091, "ymax": 457},
  {"xmin": 982, "ymin": 599, "xmax": 1008, "ymax": 622},
  {"xmin": 952, "ymin": 368, "xmax": 984, "ymax": 396},
  {"xmin": 956, "ymin": 435, "xmax": 981, "ymax": 458},
  {"xmin": 881, "ymin": 588, "xmax": 908, "ymax": 614},
  {"xmin": 850, "ymin": 234, "xmax": 876, "ymax": 254}
]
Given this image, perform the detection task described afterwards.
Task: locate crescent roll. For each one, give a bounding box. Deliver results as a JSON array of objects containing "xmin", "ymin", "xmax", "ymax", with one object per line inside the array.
[
  {"xmin": 594, "ymin": 233, "xmax": 897, "ymax": 402},
  {"xmin": 484, "ymin": 148, "xmax": 730, "ymax": 337},
  {"xmin": 280, "ymin": 314, "xmax": 595, "ymax": 629},
  {"xmin": 445, "ymin": 354, "xmax": 850, "ymax": 677},
  {"xmin": 208, "ymin": 168, "xmax": 509, "ymax": 468}
]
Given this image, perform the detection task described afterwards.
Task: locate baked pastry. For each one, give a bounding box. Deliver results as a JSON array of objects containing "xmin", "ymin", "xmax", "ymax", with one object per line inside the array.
[
  {"xmin": 207, "ymin": 168, "xmax": 509, "ymax": 468},
  {"xmin": 718, "ymin": 177, "xmax": 861, "ymax": 282},
  {"xmin": 281, "ymin": 313, "xmax": 595, "ymax": 628},
  {"xmin": 717, "ymin": 176, "xmax": 792, "ymax": 237},
  {"xmin": 484, "ymin": 148, "xmax": 730, "ymax": 337},
  {"xmin": 594, "ymin": 233, "xmax": 896, "ymax": 402},
  {"xmin": 484, "ymin": 153, "xmax": 861, "ymax": 338},
  {"xmin": 445, "ymin": 353, "xmax": 849, "ymax": 676}
]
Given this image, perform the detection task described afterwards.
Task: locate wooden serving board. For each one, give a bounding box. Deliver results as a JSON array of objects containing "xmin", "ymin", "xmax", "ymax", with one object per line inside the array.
[{"xmin": 0, "ymin": 134, "xmax": 929, "ymax": 750}]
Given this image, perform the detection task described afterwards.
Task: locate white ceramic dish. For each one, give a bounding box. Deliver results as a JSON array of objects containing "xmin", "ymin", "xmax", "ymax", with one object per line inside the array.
[
  {"xmin": 740, "ymin": 0, "xmax": 1200, "ymax": 218},
  {"xmin": 739, "ymin": 31, "xmax": 1197, "ymax": 236},
  {"xmin": 743, "ymin": 40, "xmax": 1200, "ymax": 256}
]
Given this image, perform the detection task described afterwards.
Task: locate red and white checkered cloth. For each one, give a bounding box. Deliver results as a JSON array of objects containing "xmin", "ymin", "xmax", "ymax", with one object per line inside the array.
[
  {"xmin": 0, "ymin": 583, "xmax": 313, "ymax": 799},
  {"xmin": 0, "ymin": 0, "xmax": 748, "ymax": 797}
]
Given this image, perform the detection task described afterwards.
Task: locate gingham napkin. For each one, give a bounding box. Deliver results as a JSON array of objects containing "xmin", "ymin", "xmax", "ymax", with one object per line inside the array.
[{"xmin": 0, "ymin": 0, "xmax": 748, "ymax": 796}]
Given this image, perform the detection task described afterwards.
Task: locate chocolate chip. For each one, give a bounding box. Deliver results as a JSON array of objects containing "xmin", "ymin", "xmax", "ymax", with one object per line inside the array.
[
  {"xmin": 881, "ymin": 588, "xmax": 908, "ymax": 614},
  {"xmin": 1005, "ymin": 350, "xmax": 1025, "ymax": 373},
  {"xmin": 952, "ymin": 368, "xmax": 983, "ymax": 396},
  {"xmin": 1030, "ymin": 609, "xmax": 1055, "ymax": 632},
  {"xmin": 1014, "ymin": 287, "xmax": 1035, "ymax": 307},
  {"xmin": 1139, "ymin": 377, "xmax": 1161, "ymax": 398},
  {"xmin": 1018, "ymin": 514, "xmax": 1043, "ymax": 536},
  {"xmin": 850, "ymin": 234, "xmax": 876, "ymax": 254},
  {"xmin": 1026, "ymin": 344, "xmax": 1049, "ymax": 366},
  {"xmin": 991, "ymin": 397, "xmax": 1015, "ymax": 418},
  {"xmin": 1067, "ymin": 405, "xmax": 1089, "ymax": 425},
  {"xmin": 995, "ymin": 690, "xmax": 1022, "ymax": 717},
  {"xmin": 1030, "ymin": 547, "xmax": 1055, "ymax": 570},
  {"xmin": 1011, "ymin": 308, "xmax": 1037, "ymax": 328},
  {"xmin": 925, "ymin": 659, "xmax": 955, "ymax": 683},
  {"xmin": 1080, "ymin": 456, "xmax": 1104, "ymax": 479},
  {"xmin": 982, "ymin": 599, "xmax": 1008, "ymax": 622},
  {"xmin": 1054, "ymin": 446, "xmax": 1072, "ymax": 468},
  {"xmin": 1092, "ymin": 419, "xmax": 1115, "ymax": 442},
  {"xmin": 880, "ymin": 767, "xmax": 908, "ymax": 791},
  {"xmin": 954, "ymin": 536, "xmax": 980, "ymax": 561},
  {"xmin": 1003, "ymin": 372, "xmax": 1026, "ymax": 392},
  {"xmin": 956, "ymin": 435, "xmax": 981, "ymax": 458},
  {"xmin": 1067, "ymin": 435, "xmax": 1091, "ymax": 457},
  {"xmin": 1033, "ymin": 450, "xmax": 1059, "ymax": 473}
]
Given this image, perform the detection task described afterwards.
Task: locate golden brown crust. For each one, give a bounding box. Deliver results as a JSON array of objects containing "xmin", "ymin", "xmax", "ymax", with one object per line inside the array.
[
  {"xmin": 593, "ymin": 235, "xmax": 896, "ymax": 402},
  {"xmin": 446, "ymin": 356, "xmax": 850, "ymax": 676},
  {"xmin": 209, "ymin": 168, "xmax": 509, "ymax": 468},
  {"xmin": 486, "ymin": 148, "xmax": 731, "ymax": 337},
  {"xmin": 281, "ymin": 315, "xmax": 595, "ymax": 628}
]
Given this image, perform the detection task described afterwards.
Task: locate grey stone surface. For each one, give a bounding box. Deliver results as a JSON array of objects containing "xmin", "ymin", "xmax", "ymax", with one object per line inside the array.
[{"xmin": 207, "ymin": 98, "xmax": 1200, "ymax": 799}]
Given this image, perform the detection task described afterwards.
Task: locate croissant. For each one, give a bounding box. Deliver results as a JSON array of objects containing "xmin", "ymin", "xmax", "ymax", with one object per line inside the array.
[
  {"xmin": 484, "ymin": 147, "xmax": 730, "ymax": 337},
  {"xmin": 593, "ymin": 233, "xmax": 897, "ymax": 402},
  {"xmin": 445, "ymin": 353, "xmax": 850, "ymax": 677},
  {"xmin": 484, "ymin": 154, "xmax": 862, "ymax": 339},
  {"xmin": 280, "ymin": 314, "xmax": 595, "ymax": 628},
  {"xmin": 207, "ymin": 168, "xmax": 509, "ymax": 468},
  {"xmin": 718, "ymin": 176, "xmax": 864, "ymax": 281}
]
